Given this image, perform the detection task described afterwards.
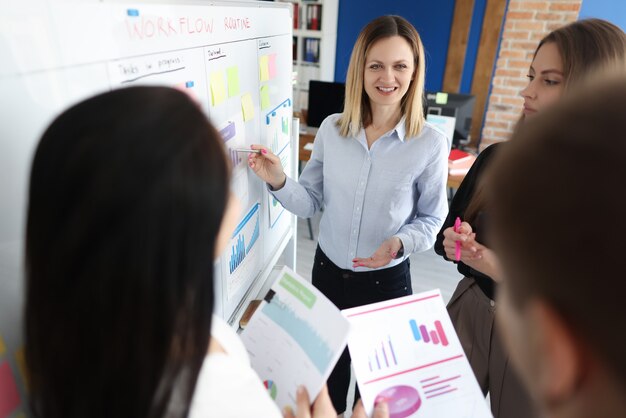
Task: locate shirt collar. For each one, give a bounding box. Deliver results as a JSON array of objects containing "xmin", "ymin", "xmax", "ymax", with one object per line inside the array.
[
  {"xmin": 378, "ymin": 116, "xmax": 407, "ymax": 142},
  {"xmin": 357, "ymin": 116, "xmax": 407, "ymax": 142},
  {"xmin": 394, "ymin": 116, "xmax": 407, "ymax": 142}
]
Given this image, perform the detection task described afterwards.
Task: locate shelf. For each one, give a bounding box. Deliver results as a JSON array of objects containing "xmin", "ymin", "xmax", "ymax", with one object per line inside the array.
[
  {"xmin": 294, "ymin": 61, "xmax": 320, "ymax": 68},
  {"xmin": 294, "ymin": 29, "xmax": 323, "ymax": 38},
  {"xmin": 284, "ymin": 0, "xmax": 337, "ymax": 111}
]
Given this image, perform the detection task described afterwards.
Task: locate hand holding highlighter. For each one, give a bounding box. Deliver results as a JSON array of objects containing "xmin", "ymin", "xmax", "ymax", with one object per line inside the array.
[{"xmin": 454, "ymin": 217, "xmax": 462, "ymax": 261}]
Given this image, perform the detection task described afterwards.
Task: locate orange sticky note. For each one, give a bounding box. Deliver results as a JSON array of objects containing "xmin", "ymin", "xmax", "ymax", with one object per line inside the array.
[
  {"xmin": 0, "ymin": 361, "xmax": 21, "ymax": 417},
  {"xmin": 0, "ymin": 334, "xmax": 6, "ymax": 356}
]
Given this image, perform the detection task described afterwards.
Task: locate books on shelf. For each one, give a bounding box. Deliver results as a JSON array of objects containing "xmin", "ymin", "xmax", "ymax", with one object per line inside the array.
[
  {"xmin": 449, "ymin": 148, "xmax": 473, "ymax": 164},
  {"xmin": 293, "ymin": 3, "xmax": 299, "ymax": 29},
  {"xmin": 288, "ymin": 0, "xmax": 322, "ymax": 31},
  {"xmin": 302, "ymin": 37, "xmax": 320, "ymax": 63},
  {"xmin": 306, "ymin": 4, "xmax": 322, "ymax": 30}
]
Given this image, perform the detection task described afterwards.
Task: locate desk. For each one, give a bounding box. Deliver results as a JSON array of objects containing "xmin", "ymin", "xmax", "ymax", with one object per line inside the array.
[
  {"xmin": 447, "ymin": 173, "xmax": 465, "ymax": 189},
  {"xmin": 298, "ymin": 127, "xmax": 317, "ymax": 164},
  {"xmin": 446, "ymin": 153, "xmax": 477, "ymax": 201}
]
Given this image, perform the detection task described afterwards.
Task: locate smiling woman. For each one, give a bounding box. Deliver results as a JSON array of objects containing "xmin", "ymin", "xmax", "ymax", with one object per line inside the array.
[
  {"xmin": 362, "ymin": 36, "xmax": 416, "ymax": 147},
  {"xmin": 247, "ymin": 15, "xmax": 449, "ymax": 414}
]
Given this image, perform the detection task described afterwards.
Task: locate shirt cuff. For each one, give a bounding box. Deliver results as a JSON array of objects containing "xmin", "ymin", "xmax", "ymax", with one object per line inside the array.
[
  {"xmin": 268, "ymin": 175, "xmax": 297, "ymax": 200},
  {"xmin": 394, "ymin": 233, "xmax": 412, "ymax": 257}
]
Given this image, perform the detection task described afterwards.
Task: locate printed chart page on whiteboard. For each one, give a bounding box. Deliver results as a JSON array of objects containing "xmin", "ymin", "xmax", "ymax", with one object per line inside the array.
[
  {"xmin": 343, "ymin": 290, "xmax": 492, "ymax": 418},
  {"xmin": 240, "ymin": 267, "xmax": 350, "ymax": 413}
]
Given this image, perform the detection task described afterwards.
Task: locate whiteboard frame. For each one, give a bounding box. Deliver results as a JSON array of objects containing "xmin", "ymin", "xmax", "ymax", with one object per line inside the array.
[{"xmin": 0, "ymin": 0, "xmax": 297, "ymax": 329}]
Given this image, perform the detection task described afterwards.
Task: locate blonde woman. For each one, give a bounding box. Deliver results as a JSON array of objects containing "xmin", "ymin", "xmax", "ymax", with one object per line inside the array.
[{"xmin": 249, "ymin": 15, "xmax": 448, "ymax": 414}]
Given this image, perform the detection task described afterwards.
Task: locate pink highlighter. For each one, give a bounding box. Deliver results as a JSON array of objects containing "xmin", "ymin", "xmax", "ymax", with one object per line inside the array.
[{"xmin": 454, "ymin": 217, "xmax": 462, "ymax": 261}]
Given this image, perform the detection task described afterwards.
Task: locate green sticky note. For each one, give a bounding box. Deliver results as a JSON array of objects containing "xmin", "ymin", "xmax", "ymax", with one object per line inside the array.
[
  {"xmin": 259, "ymin": 55, "xmax": 270, "ymax": 82},
  {"xmin": 435, "ymin": 92, "xmax": 449, "ymax": 105},
  {"xmin": 210, "ymin": 71, "xmax": 226, "ymax": 106},
  {"xmin": 227, "ymin": 66, "xmax": 240, "ymax": 97},
  {"xmin": 241, "ymin": 93, "xmax": 255, "ymax": 122},
  {"xmin": 279, "ymin": 273, "xmax": 317, "ymax": 308},
  {"xmin": 260, "ymin": 85, "xmax": 271, "ymax": 110}
]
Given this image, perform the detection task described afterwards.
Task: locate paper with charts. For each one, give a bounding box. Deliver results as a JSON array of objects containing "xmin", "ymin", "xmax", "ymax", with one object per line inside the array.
[
  {"xmin": 343, "ymin": 289, "xmax": 492, "ymax": 418},
  {"xmin": 240, "ymin": 267, "xmax": 350, "ymax": 412}
]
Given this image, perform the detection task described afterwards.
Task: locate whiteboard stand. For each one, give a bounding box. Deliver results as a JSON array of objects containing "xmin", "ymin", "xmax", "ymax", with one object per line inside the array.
[{"xmin": 282, "ymin": 117, "xmax": 300, "ymax": 270}]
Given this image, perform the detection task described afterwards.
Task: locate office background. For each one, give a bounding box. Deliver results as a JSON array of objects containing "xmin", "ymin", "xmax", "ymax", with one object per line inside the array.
[{"xmin": 330, "ymin": 0, "xmax": 626, "ymax": 149}]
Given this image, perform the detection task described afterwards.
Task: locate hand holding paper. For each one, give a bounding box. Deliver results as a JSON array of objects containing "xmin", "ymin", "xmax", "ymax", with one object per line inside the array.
[
  {"xmin": 343, "ymin": 290, "xmax": 492, "ymax": 418},
  {"xmin": 241, "ymin": 267, "xmax": 350, "ymax": 414}
]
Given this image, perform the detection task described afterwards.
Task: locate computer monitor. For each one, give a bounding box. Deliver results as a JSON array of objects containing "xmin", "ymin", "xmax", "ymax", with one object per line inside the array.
[
  {"xmin": 424, "ymin": 91, "xmax": 476, "ymax": 145},
  {"xmin": 306, "ymin": 80, "xmax": 345, "ymax": 127}
]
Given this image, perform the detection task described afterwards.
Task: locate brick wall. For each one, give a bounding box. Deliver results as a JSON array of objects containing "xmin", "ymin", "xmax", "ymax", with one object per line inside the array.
[{"xmin": 479, "ymin": 0, "xmax": 581, "ymax": 149}]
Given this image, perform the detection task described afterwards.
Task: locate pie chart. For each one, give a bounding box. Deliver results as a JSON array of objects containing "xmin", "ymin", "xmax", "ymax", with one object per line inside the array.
[
  {"xmin": 264, "ymin": 379, "xmax": 278, "ymax": 400},
  {"xmin": 376, "ymin": 385, "xmax": 421, "ymax": 418}
]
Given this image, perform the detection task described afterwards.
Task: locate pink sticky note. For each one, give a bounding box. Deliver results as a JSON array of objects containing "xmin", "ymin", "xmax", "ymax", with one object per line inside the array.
[
  {"xmin": 268, "ymin": 53, "xmax": 277, "ymax": 79},
  {"xmin": 0, "ymin": 361, "xmax": 21, "ymax": 417}
]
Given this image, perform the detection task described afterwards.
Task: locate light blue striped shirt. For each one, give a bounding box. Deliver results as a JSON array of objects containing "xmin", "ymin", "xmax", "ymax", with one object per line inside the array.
[{"xmin": 272, "ymin": 113, "xmax": 449, "ymax": 271}]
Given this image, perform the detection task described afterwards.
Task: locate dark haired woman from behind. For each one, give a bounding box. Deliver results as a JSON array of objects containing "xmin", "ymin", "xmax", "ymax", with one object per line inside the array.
[{"xmin": 23, "ymin": 86, "xmax": 354, "ymax": 418}]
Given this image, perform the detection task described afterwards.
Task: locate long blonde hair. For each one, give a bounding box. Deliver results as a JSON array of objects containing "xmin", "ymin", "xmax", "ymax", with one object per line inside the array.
[
  {"xmin": 338, "ymin": 15, "xmax": 426, "ymax": 138},
  {"xmin": 535, "ymin": 18, "xmax": 626, "ymax": 90},
  {"xmin": 467, "ymin": 18, "xmax": 626, "ymax": 221}
]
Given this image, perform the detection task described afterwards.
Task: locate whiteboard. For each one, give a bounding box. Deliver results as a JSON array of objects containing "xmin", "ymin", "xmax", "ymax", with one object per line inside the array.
[{"xmin": 0, "ymin": 0, "xmax": 296, "ymax": 343}]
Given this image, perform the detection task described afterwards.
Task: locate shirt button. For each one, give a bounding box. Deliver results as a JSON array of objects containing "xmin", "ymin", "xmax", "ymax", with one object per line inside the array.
[
  {"xmin": 357, "ymin": 207, "xmax": 360, "ymax": 211},
  {"xmin": 375, "ymin": 280, "xmax": 380, "ymax": 285},
  {"xmin": 490, "ymin": 300, "xmax": 495, "ymax": 307}
]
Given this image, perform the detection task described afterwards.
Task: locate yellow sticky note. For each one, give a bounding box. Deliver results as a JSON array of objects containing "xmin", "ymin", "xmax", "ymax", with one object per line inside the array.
[
  {"xmin": 210, "ymin": 71, "xmax": 227, "ymax": 106},
  {"xmin": 259, "ymin": 55, "xmax": 270, "ymax": 82},
  {"xmin": 260, "ymin": 85, "xmax": 271, "ymax": 110},
  {"xmin": 435, "ymin": 92, "xmax": 448, "ymax": 105},
  {"xmin": 241, "ymin": 93, "xmax": 255, "ymax": 122},
  {"xmin": 15, "ymin": 345, "xmax": 28, "ymax": 390},
  {"xmin": 227, "ymin": 66, "xmax": 240, "ymax": 97},
  {"xmin": 0, "ymin": 333, "xmax": 5, "ymax": 356}
]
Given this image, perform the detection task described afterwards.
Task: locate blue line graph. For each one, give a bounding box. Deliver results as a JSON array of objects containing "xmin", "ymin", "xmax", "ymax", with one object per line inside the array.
[
  {"xmin": 229, "ymin": 203, "xmax": 260, "ymax": 274},
  {"xmin": 246, "ymin": 216, "xmax": 260, "ymax": 253},
  {"xmin": 230, "ymin": 234, "xmax": 246, "ymax": 273},
  {"xmin": 262, "ymin": 294, "xmax": 333, "ymax": 374}
]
